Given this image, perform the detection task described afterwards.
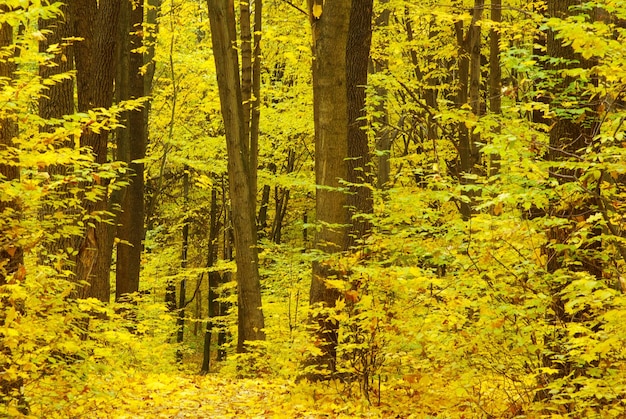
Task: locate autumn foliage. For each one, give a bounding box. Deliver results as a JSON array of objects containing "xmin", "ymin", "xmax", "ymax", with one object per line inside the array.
[{"xmin": 2, "ymin": 1, "xmax": 626, "ymax": 418}]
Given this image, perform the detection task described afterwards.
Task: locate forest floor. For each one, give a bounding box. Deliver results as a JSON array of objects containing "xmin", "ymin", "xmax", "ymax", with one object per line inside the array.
[{"xmin": 30, "ymin": 367, "xmax": 454, "ymax": 418}]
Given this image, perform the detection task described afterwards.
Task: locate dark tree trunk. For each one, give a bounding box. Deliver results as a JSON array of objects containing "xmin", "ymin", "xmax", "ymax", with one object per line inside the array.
[
  {"xmin": 116, "ymin": 0, "xmax": 146, "ymax": 301},
  {"xmin": 488, "ymin": 0, "xmax": 502, "ymax": 176},
  {"xmin": 38, "ymin": 3, "xmax": 77, "ymax": 267},
  {"xmin": 346, "ymin": 0, "xmax": 374, "ymax": 247},
  {"xmin": 70, "ymin": 0, "xmax": 121, "ymax": 302},
  {"xmin": 455, "ymin": 0, "xmax": 483, "ymax": 220},
  {"xmin": 0, "ymin": 12, "xmax": 27, "ymax": 414},
  {"xmin": 373, "ymin": 1, "xmax": 391, "ymax": 189},
  {"xmin": 307, "ymin": 0, "xmax": 351, "ymax": 376},
  {"xmin": 535, "ymin": 0, "xmax": 602, "ymax": 403},
  {"xmin": 176, "ymin": 167, "xmax": 190, "ymax": 361},
  {"xmin": 201, "ymin": 187, "xmax": 221, "ymax": 374}
]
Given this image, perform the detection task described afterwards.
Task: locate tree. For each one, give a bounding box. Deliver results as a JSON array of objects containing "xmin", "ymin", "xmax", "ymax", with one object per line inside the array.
[
  {"xmin": 69, "ymin": 0, "xmax": 121, "ymax": 302},
  {"xmin": 116, "ymin": 0, "xmax": 146, "ymax": 301},
  {"xmin": 0, "ymin": 8, "xmax": 27, "ymax": 414},
  {"xmin": 306, "ymin": 0, "xmax": 373, "ymax": 375},
  {"xmin": 536, "ymin": 0, "xmax": 603, "ymax": 403},
  {"xmin": 207, "ymin": 0, "xmax": 265, "ymax": 352},
  {"xmin": 38, "ymin": 3, "xmax": 77, "ymax": 269},
  {"xmin": 0, "ymin": 8, "xmax": 22, "ymax": 285}
]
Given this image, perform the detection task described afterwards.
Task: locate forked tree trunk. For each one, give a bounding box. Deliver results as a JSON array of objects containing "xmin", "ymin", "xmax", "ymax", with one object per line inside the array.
[{"xmin": 207, "ymin": 0, "xmax": 265, "ymax": 352}]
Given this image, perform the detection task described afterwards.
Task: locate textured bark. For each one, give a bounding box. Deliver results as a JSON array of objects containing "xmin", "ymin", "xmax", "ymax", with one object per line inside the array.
[
  {"xmin": 39, "ymin": 5, "xmax": 74, "ymax": 122},
  {"xmin": 249, "ymin": 0, "xmax": 262, "ymax": 197},
  {"xmin": 38, "ymin": 4, "xmax": 80, "ymax": 278},
  {"xmin": 70, "ymin": 0, "xmax": 121, "ymax": 302},
  {"xmin": 0, "ymin": 16, "xmax": 21, "ymax": 284},
  {"xmin": 535, "ymin": 0, "xmax": 601, "ymax": 403},
  {"xmin": 488, "ymin": 0, "xmax": 502, "ymax": 176},
  {"xmin": 307, "ymin": 0, "xmax": 351, "ymax": 376},
  {"xmin": 373, "ymin": 1, "xmax": 391, "ymax": 189},
  {"xmin": 0, "ymin": 12, "xmax": 27, "ymax": 413},
  {"xmin": 346, "ymin": 0, "xmax": 374, "ymax": 247},
  {"xmin": 305, "ymin": 0, "xmax": 374, "ymax": 376},
  {"xmin": 545, "ymin": 0, "xmax": 599, "ymax": 276},
  {"xmin": 240, "ymin": 1, "xmax": 252, "ymax": 143},
  {"xmin": 455, "ymin": 0, "xmax": 483, "ymax": 220},
  {"xmin": 116, "ymin": 0, "xmax": 146, "ymax": 300},
  {"xmin": 208, "ymin": 0, "xmax": 265, "ymax": 352}
]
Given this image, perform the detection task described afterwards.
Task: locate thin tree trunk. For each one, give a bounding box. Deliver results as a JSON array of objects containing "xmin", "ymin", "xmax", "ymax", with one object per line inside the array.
[
  {"xmin": 455, "ymin": 0, "xmax": 483, "ymax": 220},
  {"xmin": 201, "ymin": 187, "xmax": 220, "ymax": 374},
  {"xmin": 249, "ymin": 0, "xmax": 262, "ymax": 197},
  {"xmin": 373, "ymin": 1, "xmax": 391, "ymax": 189},
  {"xmin": 176, "ymin": 166, "xmax": 190, "ymax": 361},
  {"xmin": 488, "ymin": 0, "xmax": 502, "ymax": 176}
]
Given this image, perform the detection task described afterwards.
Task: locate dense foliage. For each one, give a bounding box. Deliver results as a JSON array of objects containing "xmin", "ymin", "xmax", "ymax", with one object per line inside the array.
[{"xmin": 2, "ymin": 0, "xmax": 626, "ymax": 417}]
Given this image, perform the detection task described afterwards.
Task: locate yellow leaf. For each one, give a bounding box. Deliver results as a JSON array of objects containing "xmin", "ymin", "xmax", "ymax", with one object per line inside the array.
[{"xmin": 312, "ymin": 4, "xmax": 322, "ymax": 18}]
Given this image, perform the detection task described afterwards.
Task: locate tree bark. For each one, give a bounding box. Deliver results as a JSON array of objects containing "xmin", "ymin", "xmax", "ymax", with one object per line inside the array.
[
  {"xmin": 306, "ymin": 0, "xmax": 373, "ymax": 376},
  {"xmin": 70, "ymin": 0, "xmax": 121, "ymax": 302},
  {"xmin": 37, "ymin": 3, "xmax": 77, "ymax": 267},
  {"xmin": 116, "ymin": 0, "xmax": 146, "ymax": 301},
  {"xmin": 207, "ymin": 0, "xmax": 265, "ymax": 352},
  {"xmin": 536, "ymin": 0, "xmax": 602, "ymax": 403},
  {"xmin": 488, "ymin": 0, "xmax": 502, "ymax": 176},
  {"xmin": 346, "ymin": 0, "xmax": 374, "ymax": 247},
  {"xmin": 307, "ymin": 0, "xmax": 352, "ymax": 375},
  {"xmin": 0, "ymin": 11, "xmax": 27, "ymax": 413},
  {"xmin": 455, "ymin": 0, "xmax": 483, "ymax": 220}
]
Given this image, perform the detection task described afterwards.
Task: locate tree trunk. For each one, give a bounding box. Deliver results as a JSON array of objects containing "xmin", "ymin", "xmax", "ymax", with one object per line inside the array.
[
  {"xmin": 455, "ymin": 0, "xmax": 483, "ymax": 220},
  {"xmin": 0, "ymin": 12, "xmax": 27, "ymax": 413},
  {"xmin": 249, "ymin": 0, "xmax": 262, "ymax": 197},
  {"xmin": 38, "ymin": 4, "xmax": 77, "ymax": 267},
  {"xmin": 201, "ymin": 187, "xmax": 221, "ymax": 374},
  {"xmin": 176, "ymin": 166, "xmax": 190, "ymax": 361},
  {"xmin": 307, "ymin": 0, "xmax": 352, "ymax": 375},
  {"xmin": 307, "ymin": 0, "xmax": 373, "ymax": 376},
  {"xmin": 536, "ymin": 0, "xmax": 602, "ymax": 403},
  {"xmin": 488, "ymin": 0, "xmax": 502, "ymax": 176},
  {"xmin": 346, "ymin": 0, "xmax": 374, "ymax": 247},
  {"xmin": 116, "ymin": 0, "xmax": 146, "ymax": 301},
  {"xmin": 207, "ymin": 0, "xmax": 265, "ymax": 352},
  {"xmin": 70, "ymin": 0, "xmax": 121, "ymax": 302},
  {"xmin": 0, "ymin": 8, "xmax": 21, "ymax": 284},
  {"xmin": 372, "ymin": 1, "xmax": 391, "ymax": 189}
]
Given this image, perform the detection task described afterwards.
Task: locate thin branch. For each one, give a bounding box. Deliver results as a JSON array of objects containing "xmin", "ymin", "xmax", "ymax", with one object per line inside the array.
[{"xmin": 279, "ymin": 0, "xmax": 307, "ymax": 16}]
